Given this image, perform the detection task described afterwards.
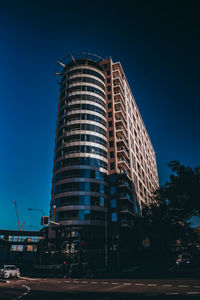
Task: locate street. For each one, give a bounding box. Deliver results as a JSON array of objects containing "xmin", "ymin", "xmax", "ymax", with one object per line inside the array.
[{"xmin": 1, "ymin": 277, "xmax": 200, "ymax": 299}]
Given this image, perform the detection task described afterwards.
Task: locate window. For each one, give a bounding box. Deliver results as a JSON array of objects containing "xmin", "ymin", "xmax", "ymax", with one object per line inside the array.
[
  {"xmin": 110, "ymin": 162, "xmax": 114, "ymax": 170},
  {"xmin": 109, "ymin": 131, "xmax": 113, "ymax": 137},
  {"xmin": 112, "ymin": 212, "xmax": 117, "ymax": 222},
  {"xmin": 79, "ymin": 195, "xmax": 90, "ymax": 205},
  {"xmin": 107, "ymin": 78, "xmax": 110, "ymax": 83},
  {"xmin": 107, "ymin": 94, "xmax": 111, "ymax": 100},
  {"xmin": 109, "ymin": 151, "xmax": 114, "ymax": 159},
  {"xmin": 111, "ymin": 199, "xmax": 116, "ymax": 208},
  {"xmin": 107, "ymin": 86, "xmax": 111, "ymax": 92},
  {"xmin": 110, "ymin": 186, "xmax": 116, "ymax": 194},
  {"xmin": 108, "ymin": 121, "xmax": 112, "ymax": 127},
  {"xmin": 100, "ymin": 197, "xmax": 104, "ymax": 206},
  {"xmin": 100, "ymin": 184, "xmax": 104, "ymax": 193},
  {"xmin": 108, "ymin": 111, "xmax": 112, "ymax": 118},
  {"xmin": 108, "ymin": 103, "xmax": 112, "ymax": 109},
  {"xmin": 109, "ymin": 140, "xmax": 114, "ymax": 148},
  {"xmin": 107, "ymin": 70, "xmax": 110, "ymax": 75}
]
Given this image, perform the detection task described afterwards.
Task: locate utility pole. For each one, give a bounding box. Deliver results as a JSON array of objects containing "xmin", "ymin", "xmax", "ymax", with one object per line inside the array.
[
  {"xmin": 105, "ymin": 202, "xmax": 108, "ymax": 269},
  {"xmin": 13, "ymin": 201, "xmax": 24, "ymax": 251}
]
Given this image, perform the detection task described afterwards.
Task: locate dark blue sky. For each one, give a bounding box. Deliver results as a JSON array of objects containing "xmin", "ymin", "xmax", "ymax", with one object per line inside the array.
[{"xmin": 0, "ymin": 0, "xmax": 199, "ymax": 230}]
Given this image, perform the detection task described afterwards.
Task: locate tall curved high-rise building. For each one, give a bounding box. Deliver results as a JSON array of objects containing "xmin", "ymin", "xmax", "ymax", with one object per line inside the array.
[
  {"xmin": 49, "ymin": 53, "xmax": 159, "ymax": 268},
  {"xmin": 50, "ymin": 54, "xmax": 108, "ymax": 263}
]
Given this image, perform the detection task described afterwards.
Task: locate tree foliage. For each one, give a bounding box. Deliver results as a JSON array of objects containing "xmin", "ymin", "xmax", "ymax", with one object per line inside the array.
[
  {"xmin": 159, "ymin": 161, "xmax": 200, "ymax": 218},
  {"xmin": 141, "ymin": 161, "xmax": 200, "ymax": 253}
]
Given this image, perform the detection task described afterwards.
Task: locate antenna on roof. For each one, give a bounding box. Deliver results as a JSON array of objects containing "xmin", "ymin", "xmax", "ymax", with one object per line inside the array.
[
  {"xmin": 56, "ymin": 61, "xmax": 66, "ymax": 68},
  {"xmin": 71, "ymin": 54, "xmax": 77, "ymax": 64}
]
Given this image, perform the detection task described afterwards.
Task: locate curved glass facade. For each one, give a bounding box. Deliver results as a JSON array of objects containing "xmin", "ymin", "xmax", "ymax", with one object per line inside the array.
[{"xmin": 51, "ymin": 58, "xmax": 108, "ymax": 228}]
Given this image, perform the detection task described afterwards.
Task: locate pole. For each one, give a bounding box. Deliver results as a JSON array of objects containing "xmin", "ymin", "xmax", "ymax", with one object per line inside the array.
[{"xmin": 105, "ymin": 204, "xmax": 108, "ymax": 269}]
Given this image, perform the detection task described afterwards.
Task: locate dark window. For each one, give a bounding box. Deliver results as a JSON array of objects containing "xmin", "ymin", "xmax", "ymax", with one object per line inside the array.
[
  {"xmin": 109, "ymin": 140, "xmax": 114, "ymax": 148},
  {"xmin": 107, "ymin": 86, "xmax": 111, "ymax": 92},
  {"xmin": 107, "ymin": 94, "xmax": 111, "ymax": 100},
  {"xmin": 109, "ymin": 131, "xmax": 113, "ymax": 137},
  {"xmin": 108, "ymin": 103, "xmax": 112, "ymax": 109},
  {"xmin": 109, "ymin": 151, "xmax": 114, "ymax": 159},
  {"xmin": 107, "ymin": 78, "xmax": 111, "ymax": 84},
  {"xmin": 54, "ymin": 157, "xmax": 107, "ymax": 171},
  {"xmin": 67, "ymin": 68, "xmax": 105, "ymax": 82},
  {"xmin": 60, "ymin": 113, "xmax": 106, "ymax": 126},
  {"xmin": 107, "ymin": 70, "xmax": 110, "ymax": 76},
  {"xmin": 108, "ymin": 111, "xmax": 112, "ymax": 118},
  {"xmin": 108, "ymin": 121, "xmax": 112, "ymax": 127},
  {"xmin": 60, "ymin": 94, "xmax": 106, "ymax": 109},
  {"xmin": 67, "ymin": 76, "xmax": 105, "ymax": 90},
  {"xmin": 56, "ymin": 145, "xmax": 107, "ymax": 159},
  {"xmin": 110, "ymin": 162, "xmax": 114, "ymax": 170},
  {"xmin": 67, "ymin": 85, "xmax": 105, "ymax": 99}
]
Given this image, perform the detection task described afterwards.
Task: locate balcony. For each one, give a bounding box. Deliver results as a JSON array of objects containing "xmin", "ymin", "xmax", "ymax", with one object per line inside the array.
[
  {"xmin": 116, "ymin": 126, "xmax": 127, "ymax": 140},
  {"xmin": 120, "ymin": 207, "xmax": 135, "ymax": 216},
  {"xmin": 114, "ymin": 85, "xmax": 124, "ymax": 97},
  {"xmin": 118, "ymin": 157, "xmax": 130, "ymax": 171},
  {"xmin": 114, "ymin": 99, "xmax": 126, "ymax": 115},
  {"xmin": 119, "ymin": 192, "xmax": 132, "ymax": 203},
  {"xmin": 115, "ymin": 116, "xmax": 127, "ymax": 132},
  {"xmin": 115, "ymin": 108, "xmax": 127, "ymax": 125},
  {"xmin": 112, "ymin": 68, "xmax": 124, "ymax": 84},
  {"xmin": 117, "ymin": 146, "xmax": 129, "ymax": 160},
  {"xmin": 113, "ymin": 77, "xmax": 124, "ymax": 94},
  {"xmin": 116, "ymin": 136, "xmax": 128, "ymax": 149},
  {"xmin": 118, "ymin": 180, "xmax": 131, "ymax": 191}
]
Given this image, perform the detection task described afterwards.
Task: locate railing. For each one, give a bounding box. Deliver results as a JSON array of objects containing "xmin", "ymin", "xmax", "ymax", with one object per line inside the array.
[
  {"xmin": 117, "ymin": 147, "xmax": 129, "ymax": 157},
  {"xmin": 115, "ymin": 126, "xmax": 127, "ymax": 139}
]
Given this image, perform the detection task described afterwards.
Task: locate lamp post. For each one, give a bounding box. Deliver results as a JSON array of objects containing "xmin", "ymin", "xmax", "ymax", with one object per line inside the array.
[{"xmin": 28, "ymin": 208, "xmax": 46, "ymax": 265}]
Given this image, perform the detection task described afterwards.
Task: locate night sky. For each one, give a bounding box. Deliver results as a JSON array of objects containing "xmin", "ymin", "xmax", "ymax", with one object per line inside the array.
[{"xmin": 0, "ymin": 0, "xmax": 199, "ymax": 230}]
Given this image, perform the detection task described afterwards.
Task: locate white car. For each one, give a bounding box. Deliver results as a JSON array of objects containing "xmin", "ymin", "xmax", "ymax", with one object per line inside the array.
[{"xmin": 0, "ymin": 265, "xmax": 20, "ymax": 279}]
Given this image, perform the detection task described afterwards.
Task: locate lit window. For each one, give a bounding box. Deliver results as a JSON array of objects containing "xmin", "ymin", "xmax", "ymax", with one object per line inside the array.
[
  {"xmin": 111, "ymin": 199, "xmax": 116, "ymax": 208},
  {"xmin": 112, "ymin": 212, "xmax": 117, "ymax": 222},
  {"xmin": 100, "ymin": 197, "xmax": 104, "ymax": 206}
]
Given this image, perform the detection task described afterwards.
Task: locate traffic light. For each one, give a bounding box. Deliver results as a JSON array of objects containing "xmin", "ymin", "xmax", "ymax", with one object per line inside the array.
[
  {"xmin": 41, "ymin": 216, "xmax": 49, "ymax": 226},
  {"xmin": 81, "ymin": 240, "xmax": 86, "ymax": 249}
]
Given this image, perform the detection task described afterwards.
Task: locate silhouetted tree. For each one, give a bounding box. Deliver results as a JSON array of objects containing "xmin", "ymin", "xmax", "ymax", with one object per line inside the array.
[{"xmin": 142, "ymin": 161, "xmax": 200, "ymax": 253}]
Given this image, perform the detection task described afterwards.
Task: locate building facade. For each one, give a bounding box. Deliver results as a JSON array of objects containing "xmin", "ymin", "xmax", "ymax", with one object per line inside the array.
[{"xmin": 49, "ymin": 53, "xmax": 159, "ymax": 268}]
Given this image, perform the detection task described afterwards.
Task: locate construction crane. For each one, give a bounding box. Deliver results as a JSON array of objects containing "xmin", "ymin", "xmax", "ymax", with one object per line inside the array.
[{"xmin": 13, "ymin": 201, "xmax": 25, "ymax": 251}]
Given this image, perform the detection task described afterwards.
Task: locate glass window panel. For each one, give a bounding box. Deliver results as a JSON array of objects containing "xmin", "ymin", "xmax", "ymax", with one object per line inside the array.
[
  {"xmin": 110, "ymin": 186, "xmax": 116, "ymax": 194},
  {"xmin": 100, "ymin": 197, "xmax": 104, "ymax": 206},
  {"xmin": 111, "ymin": 199, "xmax": 116, "ymax": 208},
  {"xmin": 112, "ymin": 212, "xmax": 117, "ymax": 222}
]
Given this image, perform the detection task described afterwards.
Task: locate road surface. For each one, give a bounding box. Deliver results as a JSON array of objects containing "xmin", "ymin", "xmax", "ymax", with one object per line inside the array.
[{"xmin": 1, "ymin": 277, "xmax": 200, "ymax": 299}]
